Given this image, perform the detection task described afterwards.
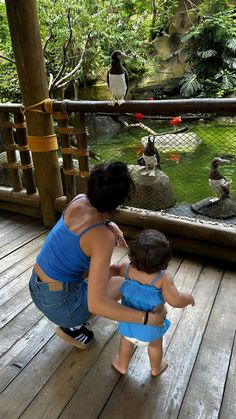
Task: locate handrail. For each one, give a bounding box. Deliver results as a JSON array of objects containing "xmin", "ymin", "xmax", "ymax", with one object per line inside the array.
[
  {"xmin": 0, "ymin": 98, "xmax": 236, "ymax": 115},
  {"xmin": 51, "ymin": 98, "xmax": 236, "ymax": 115}
]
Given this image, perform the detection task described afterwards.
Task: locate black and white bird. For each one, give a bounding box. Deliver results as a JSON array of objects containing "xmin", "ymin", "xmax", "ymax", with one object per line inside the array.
[
  {"xmin": 209, "ymin": 157, "xmax": 230, "ymax": 199},
  {"xmin": 138, "ymin": 136, "xmax": 161, "ymax": 170},
  {"xmin": 107, "ymin": 50, "xmax": 129, "ymax": 105}
]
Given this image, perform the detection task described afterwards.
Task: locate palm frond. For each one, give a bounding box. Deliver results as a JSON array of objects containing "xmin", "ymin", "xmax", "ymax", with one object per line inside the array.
[
  {"xmin": 223, "ymin": 56, "xmax": 236, "ymax": 70},
  {"xmin": 180, "ymin": 70, "xmax": 202, "ymax": 97},
  {"xmin": 221, "ymin": 73, "xmax": 236, "ymax": 90},
  {"xmin": 226, "ymin": 38, "xmax": 236, "ymax": 52},
  {"xmin": 197, "ymin": 49, "xmax": 217, "ymax": 59}
]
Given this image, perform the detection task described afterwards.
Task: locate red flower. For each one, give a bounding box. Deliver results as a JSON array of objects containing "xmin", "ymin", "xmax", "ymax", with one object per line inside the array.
[
  {"xmin": 135, "ymin": 113, "xmax": 144, "ymax": 120},
  {"xmin": 135, "ymin": 146, "xmax": 143, "ymax": 156},
  {"xmin": 167, "ymin": 153, "xmax": 180, "ymax": 164},
  {"xmin": 147, "ymin": 97, "xmax": 154, "ymax": 101},
  {"xmin": 170, "ymin": 116, "xmax": 182, "ymax": 126}
]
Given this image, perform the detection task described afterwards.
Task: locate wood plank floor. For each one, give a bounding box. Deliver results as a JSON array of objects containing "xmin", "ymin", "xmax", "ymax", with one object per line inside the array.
[{"xmin": 0, "ymin": 210, "xmax": 235, "ymax": 419}]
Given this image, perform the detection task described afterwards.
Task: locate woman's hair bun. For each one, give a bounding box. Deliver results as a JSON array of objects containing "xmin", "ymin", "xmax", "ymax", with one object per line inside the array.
[{"xmin": 87, "ymin": 161, "xmax": 134, "ymax": 212}]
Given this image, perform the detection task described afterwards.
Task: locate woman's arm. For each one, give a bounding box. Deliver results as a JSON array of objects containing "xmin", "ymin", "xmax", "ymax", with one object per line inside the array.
[
  {"xmin": 87, "ymin": 230, "xmax": 165, "ymax": 326},
  {"xmin": 162, "ymin": 272, "xmax": 195, "ymax": 308},
  {"xmin": 106, "ymin": 221, "xmax": 127, "ymax": 247}
]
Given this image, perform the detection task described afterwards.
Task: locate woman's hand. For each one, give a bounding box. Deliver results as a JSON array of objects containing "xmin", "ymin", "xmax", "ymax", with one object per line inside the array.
[
  {"xmin": 106, "ymin": 222, "xmax": 127, "ymax": 247},
  {"xmin": 147, "ymin": 304, "xmax": 167, "ymax": 326}
]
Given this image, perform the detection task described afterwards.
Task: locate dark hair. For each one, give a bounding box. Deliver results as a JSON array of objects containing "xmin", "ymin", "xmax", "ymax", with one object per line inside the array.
[
  {"xmin": 128, "ymin": 229, "xmax": 171, "ymax": 274},
  {"xmin": 87, "ymin": 161, "xmax": 135, "ymax": 213}
]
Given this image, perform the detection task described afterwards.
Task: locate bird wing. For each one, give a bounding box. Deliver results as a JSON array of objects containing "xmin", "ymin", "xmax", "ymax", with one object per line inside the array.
[{"xmin": 124, "ymin": 68, "xmax": 129, "ymax": 97}]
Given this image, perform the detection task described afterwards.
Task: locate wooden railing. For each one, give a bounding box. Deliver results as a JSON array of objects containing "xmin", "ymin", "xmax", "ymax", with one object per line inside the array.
[{"xmin": 0, "ymin": 98, "xmax": 236, "ymax": 262}]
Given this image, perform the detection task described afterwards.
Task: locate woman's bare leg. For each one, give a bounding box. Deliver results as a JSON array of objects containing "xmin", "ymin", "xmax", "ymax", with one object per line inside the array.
[
  {"xmin": 112, "ymin": 336, "xmax": 134, "ymax": 374},
  {"xmin": 148, "ymin": 337, "xmax": 168, "ymax": 377}
]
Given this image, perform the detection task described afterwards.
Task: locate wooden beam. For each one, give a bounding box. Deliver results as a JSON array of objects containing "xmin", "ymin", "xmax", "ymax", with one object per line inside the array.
[{"xmin": 52, "ymin": 98, "xmax": 236, "ymax": 116}]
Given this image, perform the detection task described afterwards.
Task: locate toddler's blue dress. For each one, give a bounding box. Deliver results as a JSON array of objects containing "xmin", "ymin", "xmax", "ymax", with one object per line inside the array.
[{"xmin": 118, "ymin": 264, "xmax": 170, "ymax": 343}]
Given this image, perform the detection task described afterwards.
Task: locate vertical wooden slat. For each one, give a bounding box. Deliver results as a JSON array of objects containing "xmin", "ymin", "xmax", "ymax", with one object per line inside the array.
[
  {"xmin": 13, "ymin": 112, "xmax": 36, "ymax": 194},
  {"xmin": 57, "ymin": 118, "xmax": 76, "ymax": 202},
  {"xmin": 1, "ymin": 111, "xmax": 23, "ymax": 191},
  {"xmin": 73, "ymin": 112, "xmax": 89, "ymax": 194}
]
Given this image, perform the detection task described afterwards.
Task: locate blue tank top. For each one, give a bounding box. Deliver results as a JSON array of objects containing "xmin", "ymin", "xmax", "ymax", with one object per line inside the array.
[
  {"xmin": 118, "ymin": 264, "xmax": 170, "ymax": 342},
  {"xmin": 36, "ymin": 198, "xmax": 106, "ymax": 282}
]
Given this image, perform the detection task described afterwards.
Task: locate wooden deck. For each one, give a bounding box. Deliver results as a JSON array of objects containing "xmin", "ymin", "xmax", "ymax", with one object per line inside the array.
[{"xmin": 0, "ymin": 210, "xmax": 235, "ymax": 419}]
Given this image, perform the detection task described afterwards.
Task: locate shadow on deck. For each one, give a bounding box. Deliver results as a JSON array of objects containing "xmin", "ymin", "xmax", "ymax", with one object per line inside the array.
[{"xmin": 0, "ymin": 210, "xmax": 235, "ymax": 419}]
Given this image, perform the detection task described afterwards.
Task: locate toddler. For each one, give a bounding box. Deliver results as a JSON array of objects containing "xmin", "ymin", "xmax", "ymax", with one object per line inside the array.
[{"xmin": 110, "ymin": 229, "xmax": 195, "ymax": 376}]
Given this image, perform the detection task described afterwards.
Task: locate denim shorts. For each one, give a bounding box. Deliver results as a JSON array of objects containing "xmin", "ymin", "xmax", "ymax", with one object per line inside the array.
[{"xmin": 29, "ymin": 269, "xmax": 91, "ymax": 327}]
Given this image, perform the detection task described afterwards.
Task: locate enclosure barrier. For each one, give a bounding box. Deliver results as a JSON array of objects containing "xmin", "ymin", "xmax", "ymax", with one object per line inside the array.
[{"xmin": 0, "ymin": 99, "xmax": 236, "ymax": 262}]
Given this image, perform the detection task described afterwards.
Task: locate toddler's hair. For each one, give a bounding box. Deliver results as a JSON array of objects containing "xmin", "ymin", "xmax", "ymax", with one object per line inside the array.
[
  {"xmin": 128, "ymin": 229, "xmax": 171, "ymax": 274},
  {"xmin": 87, "ymin": 161, "xmax": 135, "ymax": 213}
]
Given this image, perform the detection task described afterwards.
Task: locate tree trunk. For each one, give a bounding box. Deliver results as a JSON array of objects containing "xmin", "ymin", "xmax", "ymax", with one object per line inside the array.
[{"xmin": 5, "ymin": 0, "xmax": 63, "ymax": 226}]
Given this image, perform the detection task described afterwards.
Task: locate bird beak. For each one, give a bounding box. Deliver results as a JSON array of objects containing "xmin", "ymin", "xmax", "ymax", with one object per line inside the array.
[
  {"xmin": 118, "ymin": 52, "xmax": 129, "ymax": 59},
  {"xmin": 218, "ymin": 159, "xmax": 231, "ymax": 164}
]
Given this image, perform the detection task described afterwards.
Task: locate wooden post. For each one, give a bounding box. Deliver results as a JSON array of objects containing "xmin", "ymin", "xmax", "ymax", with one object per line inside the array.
[{"xmin": 5, "ymin": 0, "xmax": 63, "ymax": 226}]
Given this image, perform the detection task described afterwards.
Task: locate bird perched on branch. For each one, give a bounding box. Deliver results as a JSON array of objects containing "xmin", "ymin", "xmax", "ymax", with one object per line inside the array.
[
  {"xmin": 209, "ymin": 157, "xmax": 230, "ymax": 199},
  {"xmin": 107, "ymin": 50, "xmax": 129, "ymax": 105}
]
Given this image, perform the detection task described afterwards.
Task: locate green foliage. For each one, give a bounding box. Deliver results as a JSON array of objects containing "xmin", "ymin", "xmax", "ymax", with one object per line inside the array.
[
  {"xmin": 0, "ymin": 4, "xmax": 21, "ymax": 102},
  {"xmin": 0, "ymin": 0, "xmax": 178, "ymax": 101},
  {"xmin": 180, "ymin": 1, "xmax": 236, "ymax": 98}
]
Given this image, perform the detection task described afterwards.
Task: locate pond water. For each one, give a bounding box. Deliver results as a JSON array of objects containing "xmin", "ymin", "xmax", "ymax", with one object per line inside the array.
[{"xmin": 89, "ymin": 119, "xmax": 236, "ymax": 205}]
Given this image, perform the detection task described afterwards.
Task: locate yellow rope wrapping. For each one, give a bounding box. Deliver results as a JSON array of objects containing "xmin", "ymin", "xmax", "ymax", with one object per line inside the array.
[
  {"xmin": 22, "ymin": 99, "xmax": 48, "ymax": 115},
  {"xmin": 61, "ymin": 147, "xmax": 89, "ymax": 156},
  {"xmin": 7, "ymin": 162, "xmax": 33, "ymax": 170},
  {"xmin": 58, "ymin": 126, "xmax": 86, "ymax": 135},
  {"xmin": 3, "ymin": 122, "xmax": 26, "ymax": 129},
  {"xmin": 5, "ymin": 144, "xmax": 29, "ymax": 151},
  {"xmin": 28, "ymin": 134, "xmax": 58, "ymax": 152},
  {"xmin": 44, "ymin": 98, "xmax": 70, "ymax": 120},
  {"xmin": 43, "ymin": 98, "xmax": 54, "ymax": 114},
  {"xmin": 63, "ymin": 169, "xmax": 89, "ymax": 177},
  {"xmin": 22, "ymin": 98, "xmax": 70, "ymax": 120},
  {"xmin": 13, "ymin": 122, "xmax": 27, "ymax": 129}
]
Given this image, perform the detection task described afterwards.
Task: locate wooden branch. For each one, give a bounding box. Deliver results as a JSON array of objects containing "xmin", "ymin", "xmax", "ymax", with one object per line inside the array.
[
  {"xmin": 51, "ymin": 8, "xmax": 73, "ymax": 90},
  {"xmin": 43, "ymin": 27, "xmax": 53, "ymax": 53},
  {"xmin": 0, "ymin": 54, "xmax": 15, "ymax": 64},
  {"xmin": 54, "ymin": 30, "xmax": 92, "ymax": 88},
  {"xmin": 48, "ymin": 73, "xmax": 54, "ymax": 92},
  {"xmin": 124, "ymin": 121, "xmax": 188, "ymax": 136}
]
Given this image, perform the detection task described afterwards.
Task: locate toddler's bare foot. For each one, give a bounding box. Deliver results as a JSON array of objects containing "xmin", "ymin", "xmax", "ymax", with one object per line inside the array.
[
  {"xmin": 151, "ymin": 358, "xmax": 168, "ymax": 377},
  {"xmin": 112, "ymin": 354, "xmax": 127, "ymax": 374}
]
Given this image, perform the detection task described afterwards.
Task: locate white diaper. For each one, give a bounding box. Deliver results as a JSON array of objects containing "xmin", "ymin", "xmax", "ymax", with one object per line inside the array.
[{"xmin": 124, "ymin": 336, "xmax": 149, "ymax": 347}]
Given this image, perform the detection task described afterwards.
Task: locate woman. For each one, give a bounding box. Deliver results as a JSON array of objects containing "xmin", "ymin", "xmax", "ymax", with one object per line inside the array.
[{"xmin": 29, "ymin": 161, "xmax": 166, "ymax": 349}]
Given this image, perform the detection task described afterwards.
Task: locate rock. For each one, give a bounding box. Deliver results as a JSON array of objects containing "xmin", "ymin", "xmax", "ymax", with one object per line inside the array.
[
  {"xmin": 127, "ymin": 165, "xmax": 176, "ymax": 210},
  {"xmin": 87, "ymin": 115, "xmax": 122, "ymax": 137},
  {"xmin": 191, "ymin": 197, "xmax": 236, "ymax": 219},
  {"xmin": 141, "ymin": 132, "xmax": 201, "ymax": 153}
]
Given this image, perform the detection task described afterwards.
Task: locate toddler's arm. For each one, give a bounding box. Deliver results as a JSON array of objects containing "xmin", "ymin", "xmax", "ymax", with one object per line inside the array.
[{"xmin": 162, "ymin": 272, "xmax": 195, "ymax": 308}]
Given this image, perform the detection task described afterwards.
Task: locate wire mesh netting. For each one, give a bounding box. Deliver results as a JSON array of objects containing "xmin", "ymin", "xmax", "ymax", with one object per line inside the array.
[
  {"xmin": 1, "ymin": 112, "xmax": 236, "ymax": 226},
  {"xmin": 86, "ymin": 114, "xmax": 236, "ymax": 225}
]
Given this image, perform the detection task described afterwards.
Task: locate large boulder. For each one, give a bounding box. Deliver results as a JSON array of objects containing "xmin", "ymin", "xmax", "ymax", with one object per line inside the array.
[
  {"xmin": 141, "ymin": 132, "xmax": 201, "ymax": 153},
  {"xmin": 127, "ymin": 165, "xmax": 176, "ymax": 210}
]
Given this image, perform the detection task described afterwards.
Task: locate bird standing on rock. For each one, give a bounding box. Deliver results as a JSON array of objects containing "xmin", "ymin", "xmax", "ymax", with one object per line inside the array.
[
  {"xmin": 138, "ymin": 136, "xmax": 161, "ymax": 170},
  {"xmin": 107, "ymin": 50, "xmax": 129, "ymax": 105},
  {"xmin": 209, "ymin": 157, "xmax": 230, "ymax": 199}
]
